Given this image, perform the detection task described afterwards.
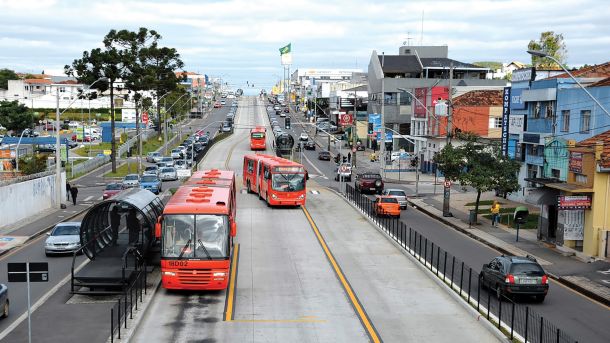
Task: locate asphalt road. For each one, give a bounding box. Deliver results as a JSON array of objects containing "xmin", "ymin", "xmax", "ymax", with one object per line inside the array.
[
  {"xmin": 284, "ymin": 107, "xmax": 610, "ymax": 343},
  {"xmin": 0, "ymin": 103, "xmax": 234, "ymax": 342}
]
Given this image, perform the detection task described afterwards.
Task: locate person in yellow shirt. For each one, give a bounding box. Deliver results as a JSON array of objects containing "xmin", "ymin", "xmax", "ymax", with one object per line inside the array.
[{"xmin": 490, "ymin": 201, "xmax": 500, "ymax": 227}]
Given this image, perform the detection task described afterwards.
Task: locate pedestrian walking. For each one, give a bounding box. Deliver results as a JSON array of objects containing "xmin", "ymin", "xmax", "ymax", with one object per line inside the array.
[
  {"xmin": 66, "ymin": 182, "xmax": 72, "ymax": 201},
  {"xmin": 490, "ymin": 201, "xmax": 501, "ymax": 227},
  {"xmin": 70, "ymin": 186, "xmax": 78, "ymax": 206},
  {"xmin": 110, "ymin": 206, "xmax": 121, "ymax": 246}
]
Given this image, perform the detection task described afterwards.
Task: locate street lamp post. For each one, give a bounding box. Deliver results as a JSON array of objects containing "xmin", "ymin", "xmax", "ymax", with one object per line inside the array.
[
  {"xmin": 527, "ymin": 50, "xmax": 610, "ymax": 119},
  {"xmin": 163, "ymin": 92, "xmax": 190, "ymax": 154},
  {"xmin": 15, "ymin": 130, "xmax": 28, "ymax": 172},
  {"xmin": 54, "ymin": 77, "xmax": 108, "ymax": 208}
]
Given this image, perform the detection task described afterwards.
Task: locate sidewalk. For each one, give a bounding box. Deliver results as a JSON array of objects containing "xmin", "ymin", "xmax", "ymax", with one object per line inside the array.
[
  {"xmin": 0, "ymin": 118, "xmax": 194, "ymax": 256},
  {"xmin": 291, "ymin": 108, "xmax": 610, "ymax": 306}
]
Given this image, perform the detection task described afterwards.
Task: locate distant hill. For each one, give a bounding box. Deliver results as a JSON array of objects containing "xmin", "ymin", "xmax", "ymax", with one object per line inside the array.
[{"xmin": 473, "ymin": 61, "xmax": 503, "ymax": 71}]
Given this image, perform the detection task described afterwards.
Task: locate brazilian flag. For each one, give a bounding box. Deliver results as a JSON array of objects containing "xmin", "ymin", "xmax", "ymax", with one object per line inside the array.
[{"xmin": 279, "ymin": 43, "xmax": 291, "ymax": 55}]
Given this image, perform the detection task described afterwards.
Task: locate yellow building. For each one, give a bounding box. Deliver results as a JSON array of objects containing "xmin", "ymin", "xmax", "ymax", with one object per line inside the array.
[{"xmin": 551, "ymin": 131, "xmax": 610, "ymax": 259}]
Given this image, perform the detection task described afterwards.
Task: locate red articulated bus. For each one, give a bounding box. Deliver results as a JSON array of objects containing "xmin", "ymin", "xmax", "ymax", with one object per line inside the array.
[
  {"xmin": 250, "ymin": 126, "xmax": 266, "ymax": 150},
  {"xmin": 156, "ymin": 171, "xmax": 237, "ymax": 291},
  {"xmin": 243, "ymin": 154, "xmax": 307, "ymax": 206}
]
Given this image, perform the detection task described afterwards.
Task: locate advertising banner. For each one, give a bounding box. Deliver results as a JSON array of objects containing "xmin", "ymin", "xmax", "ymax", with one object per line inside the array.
[
  {"xmin": 501, "ymin": 87, "xmax": 511, "ymax": 157},
  {"xmin": 414, "ymin": 88, "xmax": 428, "ymax": 118},
  {"xmin": 568, "ymin": 152, "xmax": 583, "ymax": 173},
  {"xmin": 557, "ymin": 195, "xmax": 591, "ymax": 210}
]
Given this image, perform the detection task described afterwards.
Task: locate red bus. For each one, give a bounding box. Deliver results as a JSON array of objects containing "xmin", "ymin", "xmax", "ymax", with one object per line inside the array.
[
  {"xmin": 243, "ymin": 154, "xmax": 307, "ymax": 206},
  {"xmin": 186, "ymin": 169, "xmax": 236, "ymax": 191},
  {"xmin": 156, "ymin": 172, "xmax": 237, "ymax": 290},
  {"xmin": 250, "ymin": 126, "xmax": 266, "ymax": 150}
]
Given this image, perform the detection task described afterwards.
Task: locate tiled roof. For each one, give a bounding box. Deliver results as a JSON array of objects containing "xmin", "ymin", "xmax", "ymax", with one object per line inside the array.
[
  {"xmin": 577, "ymin": 129, "xmax": 610, "ymax": 168},
  {"xmin": 378, "ymin": 55, "xmax": 422, "ymax": 74},
  {"xmin": 24, "ymin": 78, "xmax": 52, "ymax": 84},
  {"xmin": 547, "ymin": 61, "xmax": 610, "ymax": 79},
  {"xmin": 452, "ymin": 90, "xmax": 503, "ymax": 106},
  {"xmin": 588, "ymin": 77, "xmax": 610, "ymax": 87}
]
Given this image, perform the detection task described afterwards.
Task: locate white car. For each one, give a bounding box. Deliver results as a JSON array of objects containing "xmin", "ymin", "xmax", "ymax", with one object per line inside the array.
[
  {"xmin": 299, "ymin": 132, "xmax": 309, "ymax": 141},
  {"xmin": 382, "ymin": 189, "xmax": 408, "ymax": 209},
  {"xmin": 391, "ymin": 151, "xmax": 411, "ymax": 162},
  {"xmin": 159, "ymin": 167, "xmax": 178, "ymax": 181},
  {"xmin": 171, "ymin": 148, "xmax": 183, "ymax": 159},
  {"xmin": 160, "ymin": 157, "xmax": 175, "ymax": 167},
  {"xmin": 45, "ymin": 222, "xmax": 82, "ymax": 256},
  {"xmin": 143, "ymin": 165, "xmax": 159, "ymax": 176},
  {"xmin": 122, "ymin": 174, "xmax": 140, "ymax": 188}
]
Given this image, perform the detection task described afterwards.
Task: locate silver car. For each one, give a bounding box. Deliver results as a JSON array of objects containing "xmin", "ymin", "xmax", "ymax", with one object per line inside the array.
[
  {"xmin": 45, "ymin": 222, "xmax": 81, "ymax": 256},
  {"xmin": 122, "ymin": 174, "xmax": 140, "ymax": 188},
  {"xmin": 170, "ymin": 148, "xmax": 182, "ymax": 159},
  {"xmin": 146, "ymin": 152, "xmax": 162, "ymax": 163},
  {"xmin": 383, "ymin": 189, "xmax": 408, "ymax": 210},
  {"xmin": 143, "ymin": 165, "xmax": 159, "ymax": 176},
  {"xmin": 160, "ymin": 157, "xmax": 175, "ymax": 167},
  {"xmin": 159, "ymin": 167, "xmax": 178, "ymax": 181}
]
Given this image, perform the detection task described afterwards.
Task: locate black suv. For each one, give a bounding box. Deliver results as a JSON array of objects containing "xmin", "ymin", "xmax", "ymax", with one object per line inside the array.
[
  {"xmin": 479, "ymin": 255, "xmax": 549, "ymax": 302},
  {"xmin": 355, "ymin": 173, "xmax": 384, "ymax": 194}
]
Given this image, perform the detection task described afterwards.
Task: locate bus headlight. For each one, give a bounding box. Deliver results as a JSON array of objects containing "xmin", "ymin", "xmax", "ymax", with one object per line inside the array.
[
  {"xmin": 213, "ymin": 272, "xmax": 227, "ymax": 277},
  {"xmin": 297, "ymin": 195, "xmax": 305, "ymax": 199},
  {"xmin": 271, "ymin": 194, "xmax": 278, "ymax": 199},
  {"xmin": 163, "ymin": 271, "xmax": 176, "ymax": 276}
]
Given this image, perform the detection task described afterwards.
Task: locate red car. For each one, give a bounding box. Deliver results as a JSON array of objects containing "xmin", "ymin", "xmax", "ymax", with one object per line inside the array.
[
  {"xmin": 214, "ymin": 102, "xmax": 221, "ymax": 108},
  {"xmin": 44, "ymin": 123, "xmax": 56, "ymax": 131},
  {"xmin": 103, "ymin": 183, "xmax": 125, "ymax": 199}
]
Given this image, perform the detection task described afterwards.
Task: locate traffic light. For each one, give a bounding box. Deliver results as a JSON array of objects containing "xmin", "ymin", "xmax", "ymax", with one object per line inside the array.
[
  {"xmin": 410, "ymin": 156, "xmax": 419, "ymax": 167},
  {"xmin": 368, "ymin": 123, "xmax": 374, "ymax": 134}
]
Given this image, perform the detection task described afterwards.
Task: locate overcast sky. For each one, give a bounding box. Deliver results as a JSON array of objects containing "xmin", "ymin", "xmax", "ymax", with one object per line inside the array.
[{"xmin": 1, "ymin": 0, "xmax": 608, "ymax": 92}]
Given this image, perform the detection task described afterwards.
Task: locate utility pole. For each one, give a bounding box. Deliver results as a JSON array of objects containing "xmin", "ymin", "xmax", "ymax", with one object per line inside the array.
[
  {"xmin": 442, "ymin": 63, "xmax": 454, "ymax": 217},
  {"xmin": 352, "ymin": 76, "xmax": 358, "ymax": 169},
  {"xmin": 380, "ymin": 53, "xmax": 386, "ymax": 177}
]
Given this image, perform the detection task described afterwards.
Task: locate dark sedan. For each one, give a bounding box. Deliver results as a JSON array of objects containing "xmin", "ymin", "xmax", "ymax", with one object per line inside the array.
[
  {"xmin": 318, "ymin": 150, "xmax": 331, "ymax": 161},
  {"xmin": 0, "ymin": 284, "xmax": 8, "ymax": 318},
  {"xmin": 479, "ymin": 255, "xmax": 549, "ymax": 302},
  {"xmin": 304, "ymin": 140, "xmax": 316, "ymax": 150}
]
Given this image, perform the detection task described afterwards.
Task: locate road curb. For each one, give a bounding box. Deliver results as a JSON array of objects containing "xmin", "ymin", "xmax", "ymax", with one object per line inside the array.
[{"xmin": 407, "ymin": 198, "xmax": 610, "ymax": 308}]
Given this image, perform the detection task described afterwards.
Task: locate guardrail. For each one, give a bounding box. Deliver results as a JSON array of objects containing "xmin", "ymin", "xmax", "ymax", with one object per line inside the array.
[
  {"xmin": 344, "ymin": 183, "xmax": 577, "ymax": 343},
  {"xmin": 71, "ymin": 155, "xmax": 110, "ymax": 176},
  {"xmin": 110, "ymin": 259, "xmax": 147, "ymax": 343}
]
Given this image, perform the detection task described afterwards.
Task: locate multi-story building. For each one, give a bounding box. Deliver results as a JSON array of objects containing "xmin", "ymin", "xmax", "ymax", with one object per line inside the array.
[{"xmin": 367, "ymin": 45, "xmax": 506, "ymax": 160}]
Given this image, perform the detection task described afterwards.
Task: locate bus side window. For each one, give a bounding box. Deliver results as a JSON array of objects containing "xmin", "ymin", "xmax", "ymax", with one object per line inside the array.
[
  {"xmin": 247, "ymin": 160, "xmax": 254, "ymax": 173},
  {"xmin": 264, "ymin": 167, "xmax": 270, "ymax": 179}
]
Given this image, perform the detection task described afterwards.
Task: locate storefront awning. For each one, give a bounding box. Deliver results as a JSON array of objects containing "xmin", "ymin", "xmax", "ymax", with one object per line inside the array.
[
  {"xmin": 525, "ymin": 187, "xmax": 559, "ymax": 205},
  {"xmin": 545, "ymin": 182, "xmax": 594, "ymax": 193}
]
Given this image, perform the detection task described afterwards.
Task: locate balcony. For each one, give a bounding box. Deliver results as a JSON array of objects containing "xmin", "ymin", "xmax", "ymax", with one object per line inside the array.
[{"xmin": 525, "ymin": 153, "xmax": 544, "ymax": 166}]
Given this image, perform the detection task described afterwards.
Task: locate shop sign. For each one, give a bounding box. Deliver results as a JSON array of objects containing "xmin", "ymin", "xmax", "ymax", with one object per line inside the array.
[
  {"xmin": 568, "ymin": 152, "xmax": 583, "ymax": 173},
  {"xmin": 557, "ymin": 195, "xmax": 591, "ymax": 210},
  {"xmin": 560, "ymin": 209, "xmax": 584, "ymax": 240}
]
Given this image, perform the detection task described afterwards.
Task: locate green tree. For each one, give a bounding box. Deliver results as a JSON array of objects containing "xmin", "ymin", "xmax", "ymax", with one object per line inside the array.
[
  {"xmin": 18, "ymin": 153, "xmax": 47, "ymax": 175},
  {"xmin": 473, "ymin": 61, "xmax": 502, "ymax": 71},
  {"xmin": 528, "ymin": 31, "xmax": 567, "ymax": 69},
  {"xmin": 0, "ymin": 100, "xmax": 34, "ymax": 132},
  {"xmin": 434, "ymin": 142, "xmax": 521, "ymax": 223},
  {"xmin": 65, "ymin": 30, "xmax": 132, "ymax": 173},
  {"xmin": 0, "ymin": 68, "xmax": 18, "ymax": 89}
]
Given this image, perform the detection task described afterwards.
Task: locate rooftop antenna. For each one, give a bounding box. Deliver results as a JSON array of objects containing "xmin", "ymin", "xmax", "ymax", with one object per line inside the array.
[
  {"xmin": 420, "ymin": 10, "xmax": 424, "ymax": 45},
  {"xmin": 403, "ymin": 31, "xmax": 412, "ymax": 46}
]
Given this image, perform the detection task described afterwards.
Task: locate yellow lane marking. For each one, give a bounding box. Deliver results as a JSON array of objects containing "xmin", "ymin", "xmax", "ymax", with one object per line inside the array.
[
  {"xmin": 232, "ymin": 316, "xmax": 326, "ymax": 323},
  {"xmin": 302, "ymin": 206, "xmax": 382, "ymax": 343},
  {"xmin": 224, "ymin": 243, "xmax": 240, "ymax": 321}
]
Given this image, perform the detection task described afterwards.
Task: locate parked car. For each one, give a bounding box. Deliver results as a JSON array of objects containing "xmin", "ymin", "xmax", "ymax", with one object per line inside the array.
[
  {"xmin": 479, "ymin": 255, "xmax": 549, "ymax": 302},
  {"xmin": 355, "ymin": 173, "xmax": 384, "ymax": 194},
  {"xmin": 391, "ymin": 151, "xmax": 411, "ymax": 162},
  {"xmin": 143, "ymin": 165, "xmax": 159, "ymax": 177},
  {"xmin": 299, "ymin": 132, "xmax": 309, "ymax": 141},
  {"xmin": 122, "ymin": 174, "xmax": 140, "ymax": 188},
  {"xmin": 0, "ymin": 283, "xmax": 8, "ymax": 318},
  {"xmin": 140, "ymin": 175, "xmax": 162, "ymax": 194},
  {"xmin": 171, "ymin": 148, "xmax": 183, "ymax": 159},
  {"xmin": 160, "ymin": 157, "xmax": 175, "ymax": 167},
  {"xmin": 382, "ymin": 189, "xmax": 408, "ymax": 209},
  {"xmin": 44, "ymin": 222, "xmax": 82, "ymax": 256},
  {"xmin": 334, "ymin": 162, "xmax": 353, "ymax": 181},
  {"xmin": 146, "ymin": 152, "xmax": 162, "ymax": 163},
  {"xmin": 304, "ymin": 140, "xmax": 316, "ymax": 150},
  {"xmin": 318, "ymin": 150, "xmax": 331, "ymax": 161},
  {"xmin": 103, "ymin": 183, "xmax": 125, "ymax": 199},
  {"xmin": 159, "ymin": 167, "xmax": 178, "ymax": 181}
]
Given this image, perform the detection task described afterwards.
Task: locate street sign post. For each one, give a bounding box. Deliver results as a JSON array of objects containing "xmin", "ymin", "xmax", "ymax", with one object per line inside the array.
[
  {"xmin": 442, "ymin": 182, "xmax": 452, "ymax": 217},
  {"xmin": 8, "ymin": 262, "xmax": 49, "ymax": 343}
]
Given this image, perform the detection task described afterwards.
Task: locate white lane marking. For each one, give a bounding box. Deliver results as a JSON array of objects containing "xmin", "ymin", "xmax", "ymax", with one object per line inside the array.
[
  {"xmin": 310, "ymin": 190, "xmax": 320, "ymax": 195},
  {"xmin": 84, "ymin": 195, "xmax": 94, "ymax": 202},
  {"xmin": 302, "ymin": 151, "xmax": 324, "ymax": 176}
]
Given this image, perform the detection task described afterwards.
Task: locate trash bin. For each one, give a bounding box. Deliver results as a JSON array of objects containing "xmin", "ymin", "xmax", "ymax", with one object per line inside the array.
[{"xmin": 469, "ymin": 209, "xmax": 476, "ymax": 225}]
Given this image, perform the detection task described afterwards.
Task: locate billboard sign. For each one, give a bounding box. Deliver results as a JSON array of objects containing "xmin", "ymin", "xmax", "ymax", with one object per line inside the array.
[
  {"xmin": 501, "ymin": 87, "xmax": 511, "ymax": 157},
  {"xmin": 568, "ymin": 152, "xmax": 583, "ymax": 173},
  {"xmin": 557, "ymin": 195, "xmax": 591, "ymax": 210}
]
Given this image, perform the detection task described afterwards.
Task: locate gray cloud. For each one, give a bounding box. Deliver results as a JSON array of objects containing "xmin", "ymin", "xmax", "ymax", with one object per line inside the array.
[{"xmin": 0, "ymin": 0, "xmax": 608, "ymax": 90}]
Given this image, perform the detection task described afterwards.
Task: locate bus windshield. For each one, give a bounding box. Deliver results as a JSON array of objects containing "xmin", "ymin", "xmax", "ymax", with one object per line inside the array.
[
  {"xmin": 251, "ymin": 133, "xmax": 265, "ymax": 139},
  {"xmin": 162, "ymin": 214, "xmax": 229, "ymax": 259},
  {"xmin": 271, "ymin": 173, "xmax": 305, "ymax": 192}
]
